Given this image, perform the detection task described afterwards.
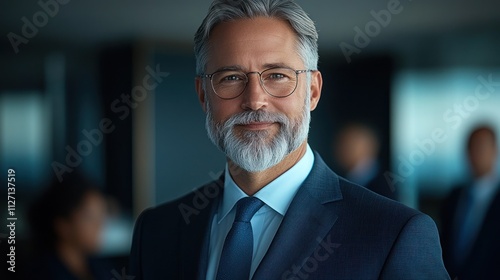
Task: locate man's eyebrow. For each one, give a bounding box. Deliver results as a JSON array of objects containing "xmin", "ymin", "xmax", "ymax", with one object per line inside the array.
[
  {"xmin": 213, "ymin": 65, "xmax": 244, "ymax": 72},
  {"xmin": 262, "ymin": 63, "xmax": 293, "ymax": 69},
  {"xmin": 213, "ymin": 63, "xmax": 294, "ymax": 73}
]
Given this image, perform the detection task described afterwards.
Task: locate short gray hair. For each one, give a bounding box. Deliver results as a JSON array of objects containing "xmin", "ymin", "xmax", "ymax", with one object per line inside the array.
[{"xmin": 194, "ymin": 0, "xmax": 319, "ymax": 75}]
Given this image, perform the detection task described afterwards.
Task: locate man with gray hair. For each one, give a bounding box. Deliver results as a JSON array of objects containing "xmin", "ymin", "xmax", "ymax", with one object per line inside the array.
[{"xmin": 130, "ymin": 0, "xmax": 450, "ymax": 279}]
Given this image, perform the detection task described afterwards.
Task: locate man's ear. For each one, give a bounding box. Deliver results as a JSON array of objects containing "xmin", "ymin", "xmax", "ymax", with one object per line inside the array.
[
  {"xmin": 195, "ymin": 77, "xmax": 207, "ymax": 112},
  {"xmin": 309, "ymin": 70, "xmax": 323, "ymax": 111}
]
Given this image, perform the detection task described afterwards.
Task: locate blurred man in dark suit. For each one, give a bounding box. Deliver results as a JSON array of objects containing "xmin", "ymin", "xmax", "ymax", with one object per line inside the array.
[
  {"xmin": 334, "ymin": 122, "xmax": 397, "ymax": 200},
  {"xmin": 441, "ymin": 125, "xmax": 500, "ymax": 279},
  {"xmin": 130, "ymin": 0, "xmax": 449, "ymax": 279}
]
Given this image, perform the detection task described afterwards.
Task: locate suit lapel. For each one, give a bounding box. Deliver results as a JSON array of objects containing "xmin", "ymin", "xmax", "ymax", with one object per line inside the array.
[
  {"xmin": 252, "ymin": 153, "xmax": 343, "ymax": 280},
  {"xmin": 179, "ymin": 178, "xmax": 224, "ymax": 279}
]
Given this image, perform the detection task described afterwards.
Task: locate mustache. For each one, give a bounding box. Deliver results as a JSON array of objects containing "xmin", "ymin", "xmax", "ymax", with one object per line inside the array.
[{"xmin": 223, "ymin": 110, "xmax": 289, "ymax": 126}]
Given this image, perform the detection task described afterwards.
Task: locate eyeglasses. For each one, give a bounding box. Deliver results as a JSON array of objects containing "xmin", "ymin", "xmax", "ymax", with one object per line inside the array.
[{"xmin": 199, "ymin": 67, "xmax": 313, "ymax": 100}]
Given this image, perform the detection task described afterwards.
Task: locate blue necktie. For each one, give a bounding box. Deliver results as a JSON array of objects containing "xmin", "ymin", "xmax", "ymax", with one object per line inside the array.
[{"xmin": 216, "ymin": 197, "xmax": 265, "ymax": 280}]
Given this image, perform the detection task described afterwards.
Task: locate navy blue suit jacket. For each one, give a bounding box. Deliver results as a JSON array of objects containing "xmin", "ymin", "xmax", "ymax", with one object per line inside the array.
[
  {"xmin": 130, "ymin": 152, "xmax": 450, "ymax": 279},
  {"xmin": 440, "ymin": 185, "xmax": 500, "ymax": 279}
]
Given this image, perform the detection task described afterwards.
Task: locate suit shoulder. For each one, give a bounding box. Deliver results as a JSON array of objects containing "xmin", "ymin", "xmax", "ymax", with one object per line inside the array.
[
  {"xmin": 137, "ymin": 179, "xmax": 223, "ymax": 223},
  {"xmin": 445, "ymin": 186, "xmax": 463, "ymax": 200},
  {"xmin": 337, "ymin": 177, "xmax": 424, "ymax": 223}
]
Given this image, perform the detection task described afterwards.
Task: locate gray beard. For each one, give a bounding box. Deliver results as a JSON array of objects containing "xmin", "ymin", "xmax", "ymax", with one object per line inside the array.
[{"xmin": 205, "ymin": 96, "xmax": 311, "ymax": 172}]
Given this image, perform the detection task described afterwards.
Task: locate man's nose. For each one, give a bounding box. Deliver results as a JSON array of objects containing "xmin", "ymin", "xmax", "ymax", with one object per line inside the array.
[{"xmin": 241, "ymin": 73, "xmax": 268, "ymax": 111}]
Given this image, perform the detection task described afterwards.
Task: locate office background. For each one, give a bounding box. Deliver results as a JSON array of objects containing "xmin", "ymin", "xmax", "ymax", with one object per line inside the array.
[{"xmin": 1, "ymin": 0, "xmax": 500, "ymax": 274}]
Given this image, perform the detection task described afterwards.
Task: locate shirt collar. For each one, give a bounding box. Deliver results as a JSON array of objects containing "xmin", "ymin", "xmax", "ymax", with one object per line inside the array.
[{"xmin": 217, "ymin": 145, "xmax": 315, "ymax": 224}]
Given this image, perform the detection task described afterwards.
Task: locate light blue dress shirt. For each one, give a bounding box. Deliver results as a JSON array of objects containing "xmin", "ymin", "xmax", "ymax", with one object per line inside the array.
[{"xmin": 206, "ymin": 145, "xmax": 315, "ymax": 280}]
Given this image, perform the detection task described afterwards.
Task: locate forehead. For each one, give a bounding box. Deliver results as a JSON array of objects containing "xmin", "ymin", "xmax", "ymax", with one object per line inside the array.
[
  {"xmin": 470, "ymin": 130, "xmax": 496, "ymax": 144},
  {"xmin": 206, "ymin": 17, "xmax": 303, "ymax": 72}
]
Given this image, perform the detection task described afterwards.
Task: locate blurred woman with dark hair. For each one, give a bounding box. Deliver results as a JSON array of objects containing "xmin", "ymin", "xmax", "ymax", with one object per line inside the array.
[{"xmin": 27, "ymin": 173, "xmax": 109, "ymax": 280}]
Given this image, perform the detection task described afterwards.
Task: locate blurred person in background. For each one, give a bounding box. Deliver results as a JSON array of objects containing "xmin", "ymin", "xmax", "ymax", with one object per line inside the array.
[
  {"xmin": 440, "ymin": 125, "xmax": 500, "ymax": 279},
  {"xmin": 334, "ymin": 122, "xmax": 396, "ymax": 200},
  {"xmin": 27, "ymin": 173, "xmax": 109, "ymax": 280}
]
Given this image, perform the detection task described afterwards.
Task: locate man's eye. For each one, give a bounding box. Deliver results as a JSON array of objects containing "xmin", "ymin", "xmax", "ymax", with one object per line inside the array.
[
  {"xmin": 223, "ymin": 75, "xmax": 242, "ymax": 81},
  {"xmin": 270, "ymin": 73, "xmax": 285, "ymax": 79},
  {"xmin": 217, "ymin": 72, "xmax": 246, "ymax": 83},
  {"xmin": 266, "ymin": 73, "xmax": 289, "ymax": 80}
]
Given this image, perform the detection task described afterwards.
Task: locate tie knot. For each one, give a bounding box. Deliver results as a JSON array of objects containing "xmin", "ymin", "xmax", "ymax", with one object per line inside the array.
[{"xmin": 234, "ymin": 197, "xmax": 264, "ymax": 223}]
